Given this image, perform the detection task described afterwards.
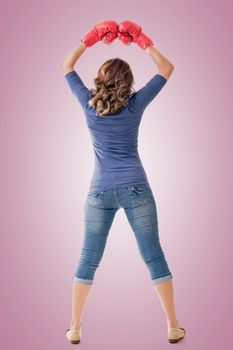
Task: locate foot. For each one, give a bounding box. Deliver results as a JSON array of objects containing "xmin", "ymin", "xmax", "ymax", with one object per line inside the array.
[
  {"xmin": 65, "ymin": 328, "xmax": 81, "ymax": 344},
  {"xmin": 167, "ymin": 327, "xmax": 185, "ymax": 343}
]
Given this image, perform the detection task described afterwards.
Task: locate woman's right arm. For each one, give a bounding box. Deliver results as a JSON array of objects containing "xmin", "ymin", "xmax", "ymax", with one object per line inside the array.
[
  {"xmin": 146, "ymin": 46, "xmax": 174, "ymax": 80},
  {"xmin": 129, "ymin": 45, "xmax": 174, "ymax": 113}
]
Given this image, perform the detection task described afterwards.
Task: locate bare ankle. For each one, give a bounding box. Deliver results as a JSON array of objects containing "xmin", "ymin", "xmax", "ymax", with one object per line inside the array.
[
  {"xmin": 167, "ymin": 320, "xmax": 180, "ymax": 328},
  {"xmin": 70, "ymin": 322, "xmax": 81, "ymax": 331}
]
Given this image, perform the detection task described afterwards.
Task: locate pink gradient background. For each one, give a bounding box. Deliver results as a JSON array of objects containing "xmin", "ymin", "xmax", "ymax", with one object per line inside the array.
[{"xmin": 1, "ymin": 0, "xmax": 233, "ymax": 348}]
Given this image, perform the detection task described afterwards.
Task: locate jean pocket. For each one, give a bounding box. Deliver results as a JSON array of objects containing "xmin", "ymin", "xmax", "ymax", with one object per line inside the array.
[
  {"xmin": 87, "ymin": 191, "xmax": 105, "ymax": 207},
  {"xmin": 132, "ymin": 185, "xmax": 149, "ymax": 192},
  {"xmin": 128, "ymin": 185, "xmax": 153, "ymax": 206}
]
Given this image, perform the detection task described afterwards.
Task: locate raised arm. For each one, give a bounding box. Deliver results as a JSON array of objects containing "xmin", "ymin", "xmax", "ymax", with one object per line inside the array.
[
  {"xmin": 117, "ymin": 20, "xmax": 175, "ymax": 113},
  {"xmin": 146, "ymin": 45, "xmax": 174, "ymax": 80},
  {"xmin": 60, "ymin": 20, "xmax": 118, "ymax": 75},
  {"xmin": 61, "ymin": 21, "xmax": 119, "ymax": 109},
  {"xmin": 130, "ymin": 45, "xmax": 174, "ymax": 112},
  {"xmin": 60, "ymin": 42, "xmax": 87, "ymax": 75},
  {"xmin": 117, "ymin": 20, "xmax": 174, "ymax": 79}
]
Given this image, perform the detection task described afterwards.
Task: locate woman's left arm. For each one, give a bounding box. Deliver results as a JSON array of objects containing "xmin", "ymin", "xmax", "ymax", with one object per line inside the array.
[
  {"xmin": 60, "ymin": 42, "xmax": 87, "ymax": 75},
  {"xmin": 61, "ymin": 41, "xmax": 87, "ymax": 74},
  {"xmin": 60, "ymin": 20, "xmax": 119, "ymax": 75}
]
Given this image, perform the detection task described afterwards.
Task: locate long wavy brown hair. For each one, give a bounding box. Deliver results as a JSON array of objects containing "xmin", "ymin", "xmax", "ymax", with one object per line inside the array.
[{"xmin": 88, "ymin": 58, "xmax": 136, "ymax": 116}]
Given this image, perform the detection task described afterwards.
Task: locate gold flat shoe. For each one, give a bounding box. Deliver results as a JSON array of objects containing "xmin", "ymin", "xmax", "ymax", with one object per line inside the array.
[
  {"xmin": 65, "ymin": 327, "xmax": 82, "ymax": 344},
  {"xmin": 167, "ymin": 327, "xmax": 185, "ymax": 343}
]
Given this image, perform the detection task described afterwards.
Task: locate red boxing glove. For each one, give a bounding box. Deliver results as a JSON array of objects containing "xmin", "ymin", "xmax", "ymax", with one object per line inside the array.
[
  {"xmin": 118, "ymin": 20, "xmax": 141, "ymax": 45},
  {"xmin": 118, "ymin": 20, "xmax": 142, "ymax": 42},
  {"xmin": 81, "ymin": 26, "xmax": 99, "ymax": 47},
  {"xmin": 117, "ymin": 31, "xmax": 133, "ymax": 45},
  {"xmin": 135, "ymin": 31, "xmax": 153, "ymax": 50},
  {"xmin": 81, "ymin": 21, "xmax": 118, "ymax": 47},
  {"xmin": 118, "ymin": 20, "xmax": 153, "ymax": 50},
  {"xmin": 95, "ymin": 20, "xmax": 118, "ymax": 44}
]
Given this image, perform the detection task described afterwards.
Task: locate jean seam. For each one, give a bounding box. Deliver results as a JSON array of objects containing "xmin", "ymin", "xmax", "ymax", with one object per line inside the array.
[{"xmin": 152, "ymin": 273, "xmax": 172, "ymax": 279}]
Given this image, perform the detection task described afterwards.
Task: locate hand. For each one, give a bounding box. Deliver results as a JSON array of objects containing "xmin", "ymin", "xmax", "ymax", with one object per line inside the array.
[
  {"xmin": 117, "ymin": 20, "xmax": 153, "ymax": 50},
  {"xmin": 81, "ymin": 20, "xmax": 118, "ymax": 47}
]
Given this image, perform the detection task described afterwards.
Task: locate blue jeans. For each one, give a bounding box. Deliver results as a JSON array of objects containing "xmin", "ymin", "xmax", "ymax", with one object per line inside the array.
[{"xmin": 73, "ymin": 183, "xmax": 173, "ymax": 285}]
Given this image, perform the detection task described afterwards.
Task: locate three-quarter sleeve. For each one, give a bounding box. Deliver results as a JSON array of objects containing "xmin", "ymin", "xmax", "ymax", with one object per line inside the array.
[
  {"xmin": 132, "ymin": 74, "xmax": 167, "ymax": 113},
  {"xmin": 64, "ymin": 70, "xmax": 90, "ymax": 109}
]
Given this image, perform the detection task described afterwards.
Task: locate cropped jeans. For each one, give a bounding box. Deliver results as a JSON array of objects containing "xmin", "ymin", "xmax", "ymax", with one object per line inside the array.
[{"xmin": 73, "ymin": 183, "xmax": 173, "ymax": 285}]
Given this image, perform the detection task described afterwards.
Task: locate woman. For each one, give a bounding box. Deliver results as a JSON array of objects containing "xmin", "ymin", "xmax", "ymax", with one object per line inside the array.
[{"xmin": 61, "ymin": 20, "xmax": 185, "ymax": 344}]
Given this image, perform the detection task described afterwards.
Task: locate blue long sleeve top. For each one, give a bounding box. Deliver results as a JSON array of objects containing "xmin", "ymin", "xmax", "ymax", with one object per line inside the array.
[{"xmin": 64, "ymin": 70, "xmax": 167, "ymax": 195}]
